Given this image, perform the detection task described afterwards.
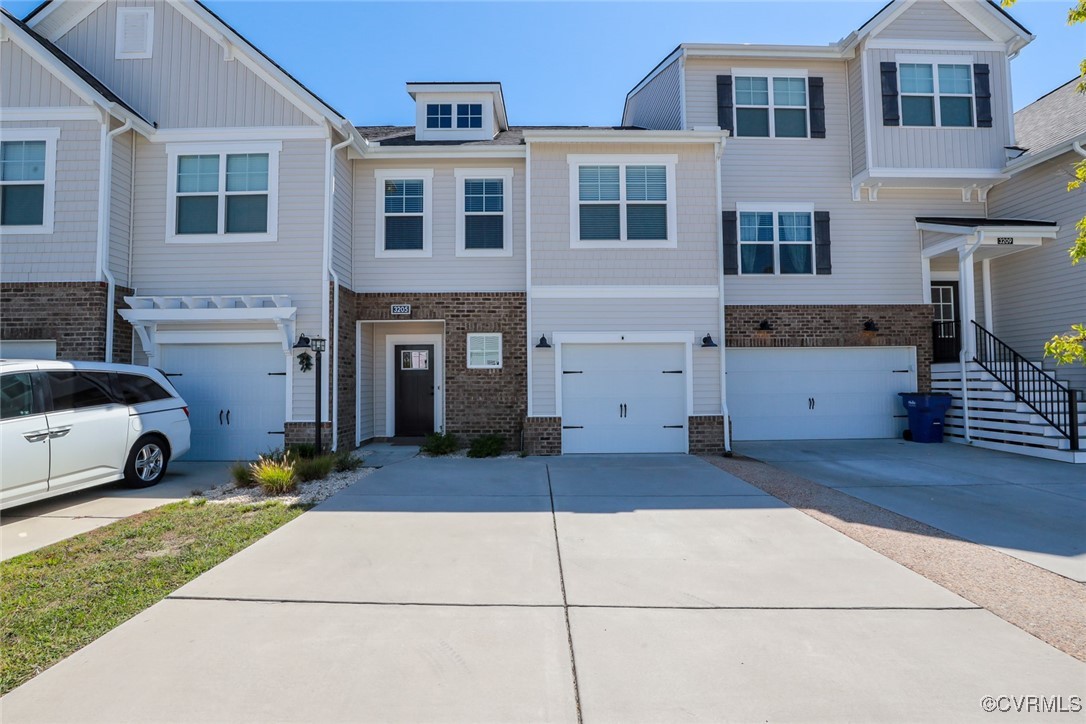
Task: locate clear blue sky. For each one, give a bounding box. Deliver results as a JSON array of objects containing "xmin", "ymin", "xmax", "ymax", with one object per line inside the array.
[{"xmin": 3, "ymin": 1, "xmax": 1081, "ymax": 125}]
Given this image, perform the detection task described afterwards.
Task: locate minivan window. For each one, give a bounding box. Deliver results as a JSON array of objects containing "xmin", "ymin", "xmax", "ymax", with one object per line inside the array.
[
  {"xmin": 46, "ymin": 371, "xmax": 114, "ymax": 411},
  {"xmin": 112, "ymin": 373, "xmax": 172, "ymax": 405},
  {"xmin": 1, "ymin": 373, "xmax": 39, "ymax": 420}
]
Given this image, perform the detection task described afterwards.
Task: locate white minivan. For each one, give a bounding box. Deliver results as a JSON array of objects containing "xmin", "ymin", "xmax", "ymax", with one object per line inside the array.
[{"xmin": 0, "ymin": 360, "xmax": 191, "ymax": 510}]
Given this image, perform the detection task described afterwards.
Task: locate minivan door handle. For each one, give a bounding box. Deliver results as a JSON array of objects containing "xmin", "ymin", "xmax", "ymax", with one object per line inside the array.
[
  {"xmin": 48, "ymin": 427, "xmax": 71, "ymax": 439},
  {"xmin": 23, "ymin": 431, "xmax": 49, "ymax": 443}
]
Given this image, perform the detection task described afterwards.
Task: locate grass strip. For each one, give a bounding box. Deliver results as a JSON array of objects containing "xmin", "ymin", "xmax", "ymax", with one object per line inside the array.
[{"xmin": 0, "ymin": 499, "xmax": 306, "ymax": 695}]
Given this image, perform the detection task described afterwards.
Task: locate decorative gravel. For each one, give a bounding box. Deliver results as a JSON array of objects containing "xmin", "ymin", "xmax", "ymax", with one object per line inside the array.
[
  {"xmin": 194, "ymin": 467, "xmax": 376, "ymax": 507},
  {"xmin": 702, "ymin": 454, "xmax": 1086, "ymax": 663}
]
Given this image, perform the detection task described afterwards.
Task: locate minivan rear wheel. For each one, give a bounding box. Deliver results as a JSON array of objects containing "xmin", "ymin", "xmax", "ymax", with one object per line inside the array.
[{"xmin": 124, "ymin": 435, "xmax": 169, "ymax": 488}]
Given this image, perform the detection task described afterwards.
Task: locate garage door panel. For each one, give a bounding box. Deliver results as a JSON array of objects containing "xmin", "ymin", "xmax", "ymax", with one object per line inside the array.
[{"xmin": 728, "ymin": 348, "xmax": 914, "ymax": 442}]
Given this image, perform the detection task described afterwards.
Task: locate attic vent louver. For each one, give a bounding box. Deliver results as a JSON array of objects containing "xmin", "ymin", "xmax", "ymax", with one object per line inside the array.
[{"xmin": 116, "ymin": 7, "xmax": 154, "ymax": 60}]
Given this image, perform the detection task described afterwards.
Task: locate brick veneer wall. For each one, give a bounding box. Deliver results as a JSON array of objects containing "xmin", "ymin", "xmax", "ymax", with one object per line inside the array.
[
  {"xmin": 1, "ymin": 282, "xmax": 133, "ymax": 363},
  {"xmin": 725, "ymin": 305, "xmax": 935, "ymax": 391},
  {"xmin": 284, "ymin": 421, "xmax": 333, "ymax": 450},
  {"xmin": 334, "ymin": 283, "xmax": 356, "ymax": 451},
  {"xmin": 688, "ymin": 415, "xmax": 725, "ymax": 455},
  {"xmin": 354, "ymin": 292, "xmax": 527, "ymax": 448},
  {"xmin": 522, "ymin": 416, "xmax": 562, "ymax": 456}
]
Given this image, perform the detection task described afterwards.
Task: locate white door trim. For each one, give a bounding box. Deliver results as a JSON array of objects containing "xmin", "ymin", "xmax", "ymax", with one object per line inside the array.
[
  {"xmin": 552, "ymin": 332, "xmax": 694, "ymax": 425},
  {"xmin": 385, "ymin": 333, "xmax": 444, "ymax": 438}
]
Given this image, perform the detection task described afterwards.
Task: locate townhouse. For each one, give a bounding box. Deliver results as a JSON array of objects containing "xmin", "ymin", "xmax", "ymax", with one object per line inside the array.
[{"xmin": 1, "ymin": 0, "xmax": 1081, "ymax": 462}]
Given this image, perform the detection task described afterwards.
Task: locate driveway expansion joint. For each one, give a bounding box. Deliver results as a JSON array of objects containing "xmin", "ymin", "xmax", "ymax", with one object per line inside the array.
[{"xmin": 547, "ymin": 463, "xmax": 584, "ymax": 724}]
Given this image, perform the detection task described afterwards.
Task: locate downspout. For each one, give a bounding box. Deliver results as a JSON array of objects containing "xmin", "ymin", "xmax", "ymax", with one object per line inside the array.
[
  {"xmin": 323, "ymin": 127, "xmax": 354, "ymax": 452},
  {"xmin": 716, "ymin": 135, "xmax": 732, "ymax": 455},
  {"xmin": 525, "ymin": 141, "xmax": 534, "ymax": 419},
  {"xmin": 957, "ymin": 231, "xmax": 984, "ymax": 444},
  {"xmin": 1073, "ymin": 141, "xmax": 1086, "ymax": 158},
  {"xmin": 96, "ymin": 116, "xmax": 133, "ymax": 362}
]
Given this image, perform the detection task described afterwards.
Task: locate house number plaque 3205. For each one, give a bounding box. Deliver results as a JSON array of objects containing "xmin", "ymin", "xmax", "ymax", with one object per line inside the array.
[{"xmin": 391, "ymin": 304, "xmax": 411, "ymax": 315}]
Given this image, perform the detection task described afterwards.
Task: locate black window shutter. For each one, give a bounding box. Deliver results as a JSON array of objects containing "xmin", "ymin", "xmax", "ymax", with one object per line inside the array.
[
  {"xmin": 808, "ymin": 77, "xmax": 826, "ymax": 138},
  {"xmin": 974, "ymin": 64, "xmax": 992, "ymax": 128},
  {"xmin": 880, "ymin": 62, "xmax": 900, "ymax": 126},
  {"xmin": 716, "ymin": 75, "xmax": 734, "ymax": 133},
  {"xmin": 815, "ymin": 211, "xmax": 832, "ymax": 275},
  {"xmin": 722, "ymin": 210, "xmax": 738, "ymax": 275}
]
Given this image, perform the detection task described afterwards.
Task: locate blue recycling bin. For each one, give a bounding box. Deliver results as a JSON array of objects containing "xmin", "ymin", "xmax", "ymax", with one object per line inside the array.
[{"xmin": 898, "ymin": 392, "xmax": 953, "ymax": 443}]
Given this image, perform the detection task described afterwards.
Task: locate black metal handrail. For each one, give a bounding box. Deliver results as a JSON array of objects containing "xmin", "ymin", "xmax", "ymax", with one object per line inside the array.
[
  {"xmin": 972, "ymin": 321, "xmax": 1080, "ymax": 451},
  {"xmin": 931, "ymin": 320, "xmax": 960, "ymax": 364}
]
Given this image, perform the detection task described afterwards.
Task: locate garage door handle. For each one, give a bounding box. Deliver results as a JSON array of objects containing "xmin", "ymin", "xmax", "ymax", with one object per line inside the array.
[
  {"xmin": 562, "ymin": 425, "xmax": 584, "ymax": 430},
  {"xmin": 219, "ymin": 409, "xmax": 224, "ymax": 425},
  {"xmin": 563, "ymin": 370, "xmax": 583, "ymax": 375},
  {"xmin": 663, "ymin": 425, "xmax": 684, "ymax": 429},
  {"xmin": 226, "ymin": 410, "xmax": 231, "ymax": 425},
  {"xmin": 893, "ymin": 369, "xmax": 910, "ymax": 373},
  {"xmin": 23, "ymin": 431, "xmax": 49, "ymax": 443},
  {"xmin": 661, "ymin": 370, "xmax": 683, "ymax": 374}
]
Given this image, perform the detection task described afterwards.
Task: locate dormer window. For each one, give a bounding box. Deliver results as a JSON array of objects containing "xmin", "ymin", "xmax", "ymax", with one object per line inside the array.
[
  {"xmin": 457, "ymin": 104, "xmax": 482, "ymax": 129},
  {"xmin": 426, "ymin": 104, "xmax": 452, "ymax": 129}
]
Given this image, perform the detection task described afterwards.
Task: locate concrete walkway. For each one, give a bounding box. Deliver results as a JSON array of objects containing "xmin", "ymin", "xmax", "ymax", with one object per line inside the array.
[
  {"xmin": 737, "ymin": 439, "xmax": 1086, "ymax": 582},
  {"xmin": 3, "ymin": 455, "xmax": 1083, "ymax": 722},
  {"xmin": 0, "ymin": 461, "xmax": 231, "ymax": 561}
]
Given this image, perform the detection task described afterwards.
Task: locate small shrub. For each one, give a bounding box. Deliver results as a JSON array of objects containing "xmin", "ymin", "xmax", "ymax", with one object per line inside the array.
[
  {"xmin": 295, "ymin": 455, "xmax": 335, "ymax": 482},
  {"xmin": 287, "ymin": 443, "xmax": 318, "ymax": 460},
  {"xmin": 230, "ymin": 461, "xmax": 255, "ymax": 487},
  {"xmin": 249, "ymin": 453, "xmax": 297, "ymax": 496},
  {"xmin": 333, "ymin": 450, "xmax": 364, "ymax": 472},
  {"xmin": 467, "ymin": 434, "xmax": 506, "ymax": 458},
  {"xmin": 421, "ymin": 432, "xmax": 459, "ymax": 456}
]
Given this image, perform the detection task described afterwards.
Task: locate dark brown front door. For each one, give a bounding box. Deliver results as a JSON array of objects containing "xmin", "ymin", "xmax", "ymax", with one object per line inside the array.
[
  {"xmin": 394, "ymin": 345, "xmax": 435, "ymax": 437},
  {"xmin": 931, "ymin": 282, "xmax": 961, "ymax": 363}
]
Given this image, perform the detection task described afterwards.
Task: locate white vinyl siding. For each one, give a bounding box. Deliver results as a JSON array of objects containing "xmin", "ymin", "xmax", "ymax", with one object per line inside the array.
[
  {"xmin": 331, "ymin": 146, "xmax": 353, "ymax": 284},
  {"xmin": 0, "ymin": 120, "xmax": 99, "ymax": 282},
  {"xmin": 54, "ymin": 0, "xmax": 315, "ymax": 128},
  {"xmin": 0, "ymin": 39, "xmax": 84, "ymax": 107},
  {"xmin": 108, "ymin": 129, "xmax": 134, "ymax": 285},
  {"xmin": 531, "ymin": 297, "xmax": 720, "ymax": 417},
  {"xmin": 531, "ymin": 142, "xmax": 718, "ymax": 286},
  {"xmin": 985, "ymin": 154, "xmax": 1086, "ymax": 390},
  {"xmin": 876, "ymin": 0, "xmax": 992, "ymax": 41},
  {"xmin": 623, "ymin": 57, "xmax": 684, "ymax": 130},
  {"xmin": 847, "ymin": 56, "xmax": 867, "ymax": 177},
  {"xmin": 129, "ymin": 138, "xmax": 326, "ymax": 420},
  {"xmin": 354, "ymin": 159, "xmax": 525, "ymax": 292}
]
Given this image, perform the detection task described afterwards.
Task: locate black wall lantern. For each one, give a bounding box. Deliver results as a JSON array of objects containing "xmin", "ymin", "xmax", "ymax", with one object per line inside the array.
[
  {"xmin": 536, "ymin": 333, "xmax": 551, "ymax": 348},
  {"xmin": 294, "ymin": 333, "xmax": 326, "ymax": 455},
  {"xmin": 863, "ymin": 319, "xmax": 880, "ymax": 332},
  {"xmin": 758, "ymin": 319, "xmax": 774, "ymax": 331},
  {"xmin": 701, "ymin": 333, "xmax": 718, "ymax": 348}
]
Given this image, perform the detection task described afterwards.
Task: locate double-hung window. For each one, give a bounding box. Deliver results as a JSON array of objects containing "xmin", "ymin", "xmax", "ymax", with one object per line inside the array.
[
  {"xmin": 375, "ymin": 169, "xmax": 433, "ymax": 257},
  {"xmin": 569, "ymin": 155, "xmax": 677, "ymax": 249},
  {"xmin": 738, "ymin": 205, "xmax": 815, "ymax": 275},
  {"xmin": 899, "ymin": 60, "xmax": 974, "ymax": 127},
  {"xmin": 0, "ymin": 129, "xmax": 58, "ymax": 233},
  {"xmin": 166, "ymin": 143, "xmax": 279, "ymax": 243},
  {"xmin": 455, "ymin": 168, "xmax": 513, "ymax": 256},
  {"xmin": 735, "ymin": 73, "xmax": 808, "ymax": 138}
]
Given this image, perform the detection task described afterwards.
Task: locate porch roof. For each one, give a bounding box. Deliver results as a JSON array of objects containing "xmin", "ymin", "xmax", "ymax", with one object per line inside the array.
[
  {"xmin": 917, "ymin": 217, "xmax": 1059, "ymax": 261},
  {"xmin": 916, "ymin": 217, "xmax": 1058, "ymax": 229}
]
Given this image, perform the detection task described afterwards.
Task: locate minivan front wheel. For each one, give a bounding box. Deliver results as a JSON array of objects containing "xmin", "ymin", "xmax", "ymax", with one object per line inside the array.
[{"xmin": 124, "ymin": 436, "xmax": 169, "ymax": 488}]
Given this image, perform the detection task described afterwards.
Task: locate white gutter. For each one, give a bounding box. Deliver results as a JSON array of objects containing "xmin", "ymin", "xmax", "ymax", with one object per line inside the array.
[
  {"xmin": 323, "ymin": 126, "xmax": 354, "ymax": 452},
  {"xmin": 957, "ymin": 231, "xmax": 985, "ymax": 444},
  {"xmin": 1074, "ymin": 141, "xmax": 1086, "ymax": 158},
  {"xmin": 96, "ymin": 116, "xmax": 133, "ymax": 362},
  {"xmin": 715, "ymin": 136, "xmax": 732, "ymax": 455}
]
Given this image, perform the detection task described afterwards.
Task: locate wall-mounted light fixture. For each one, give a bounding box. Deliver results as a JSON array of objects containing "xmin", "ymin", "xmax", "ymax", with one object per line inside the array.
[
  {"xmin": 863, "ymin": 319, "xmax": 880, "ymax": 332},
  {"xmin": 294, "ymin": 334, "xmax": 326, "ymax": 455},
  {"xmin": 535, "ymin": 333, "xmax": 551, "ymax": 349},
  {"xmin": 701, "ymin": 333, "xmax": 718, "ymax": 348},
  {"xmin": 758, "ymin": 319, "xmax": 774, "ymax": 331}
]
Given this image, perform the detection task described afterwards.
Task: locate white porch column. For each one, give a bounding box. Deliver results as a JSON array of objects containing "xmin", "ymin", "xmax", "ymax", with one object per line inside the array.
[
  {"xmin": 981, "ymin": 258, "xmax": 994, "ymax": 330},
  {"xmin": 958, "ymin": 251, "xmax": 978, "ymax": 360}
]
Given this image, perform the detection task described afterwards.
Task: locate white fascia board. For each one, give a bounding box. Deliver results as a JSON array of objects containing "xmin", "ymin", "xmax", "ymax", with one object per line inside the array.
[
  {"xmin": 681, "ymin": 43, "xmax": 852, "ymax": 60},
  {"xmin": 522, "ymin": 129, "xmax": 726, "ymax": 144},
  {"xmin": 864, "ymin": 167, "xmax": 1008, "ymax": 180},
  {"xmin": 1003, "ymin": 135, "xmax": 1086, "ymax": 175},
  {"xmin": 916, "ymin": 222, "xmax": 1057, "ymax": 237},
  {"xmin": 364, "ymin": 145, "xmax": 526, "ymax": 160},
  {"xmin": 0, "ymin": 106, "xmax": 101, "ymax": 121}
]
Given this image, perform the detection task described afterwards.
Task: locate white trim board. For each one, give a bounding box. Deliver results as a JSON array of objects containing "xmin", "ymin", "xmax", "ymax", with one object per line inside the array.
[
  {"xmin": 384, "ymin": 333, "xmax": 444, "ymax": 438},
  {"xmin": 532, "ymin": 286, "xmax": 718, "ymax": 299}
]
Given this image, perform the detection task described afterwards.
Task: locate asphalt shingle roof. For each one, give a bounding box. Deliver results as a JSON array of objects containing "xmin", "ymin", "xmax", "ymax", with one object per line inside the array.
[{"xmin": 1014, "ymin": 78, "xmax": 1086, "ymax": 156}]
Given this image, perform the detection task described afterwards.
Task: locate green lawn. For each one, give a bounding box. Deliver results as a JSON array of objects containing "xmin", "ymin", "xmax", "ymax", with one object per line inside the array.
[{"xmin": 0, "ymin": 499, "xmax": 306, "ymax": 695}]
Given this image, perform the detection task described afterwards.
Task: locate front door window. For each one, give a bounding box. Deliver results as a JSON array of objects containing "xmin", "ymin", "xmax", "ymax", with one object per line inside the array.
[{"xmin": 931, "ymin": 282, "xmax": 961, "ymax": 363}]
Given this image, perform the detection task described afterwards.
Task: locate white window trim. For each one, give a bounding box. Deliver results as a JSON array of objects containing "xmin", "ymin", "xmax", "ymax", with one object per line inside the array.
[
  {"xmin": 374, "ymin": 168, "xmax": 434, "ymax": 258},
  {"xmin": 454, "ymin": 167, "xmax": 514, "ymax": 258},
  {"xmin": 731, "ymin": 68, "xmax": 810, "ymax": 140},
  {"xmin": 165, "ymin": 141, "xmax": 280, "ymax": 244},
  {"xmin": 567, "ymin": 154, "xmax": 678, "ymax": 250},
  {"xmin": 466, "ymin": 333, "xmax": 503, "ymax": 369},
  {"xmin": 735, "ymin": 202, "xmax": 816, "ymax": 277},
  {"xmin": 115, "ymin": 7, "xmax": 154, "ymax": 60},
  {"xmin": 0, "ymin": 127, "xmax": 59, "ymax": 235},
  {"xmin": 895, "ymin": 54, "xmax": 976, "ymax": 129}
]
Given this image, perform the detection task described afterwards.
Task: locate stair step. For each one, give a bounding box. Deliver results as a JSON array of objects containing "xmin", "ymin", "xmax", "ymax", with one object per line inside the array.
[
  {"xmin": 942, "ymin": 424, "xmax": 1070, "ymax": 449},
  {"xmin": 944, "ymin": 415, "xmax": 1056, "ymax": 436}
]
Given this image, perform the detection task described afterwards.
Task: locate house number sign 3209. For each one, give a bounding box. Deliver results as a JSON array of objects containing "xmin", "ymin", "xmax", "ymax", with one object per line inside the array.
[
  {"xmin": 391, "ymin": 304, "xmax": 411, "ymax": 315},
  {"xmin": 996, "ymin": 237, "xmax": 1014, "ymax": 245}
]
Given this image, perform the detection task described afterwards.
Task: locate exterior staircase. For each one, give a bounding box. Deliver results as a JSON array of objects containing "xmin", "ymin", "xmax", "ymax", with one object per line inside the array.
[{"xmin": 932, "ymin": 362, "xmax": 1086, "ymax": 463}]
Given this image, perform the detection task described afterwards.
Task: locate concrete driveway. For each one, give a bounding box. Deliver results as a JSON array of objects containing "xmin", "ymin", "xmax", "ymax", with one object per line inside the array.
[
  {"xmin": 738, "ymin": 440, "xmax": 1086, "ymax": 582},
  {"xmin": 0, "ymin": 461, "xmax": 231, "ymax": 561},
  {"xmin": 2, "ymin": 455, "xmax": 1083, "ymax": 722}
]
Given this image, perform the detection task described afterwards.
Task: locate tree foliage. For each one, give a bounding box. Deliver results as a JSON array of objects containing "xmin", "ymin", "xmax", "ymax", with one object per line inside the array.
[{"xmin": 1003, "ymin": 0, "xmax": 1086, "ymax": 365}]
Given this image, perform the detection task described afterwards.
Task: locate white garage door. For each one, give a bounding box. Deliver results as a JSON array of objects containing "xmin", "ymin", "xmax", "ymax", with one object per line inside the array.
[
  {"xmin": 160, "ymin": 343, "xmax": 286, "ymax": 461},
  {"xmin": 561, "ymin": 343, "xmax": 687, "ymax": 454},
  {"xmin": 727, "ymin": 347, "xmax": 915, "ymax": 441}
]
